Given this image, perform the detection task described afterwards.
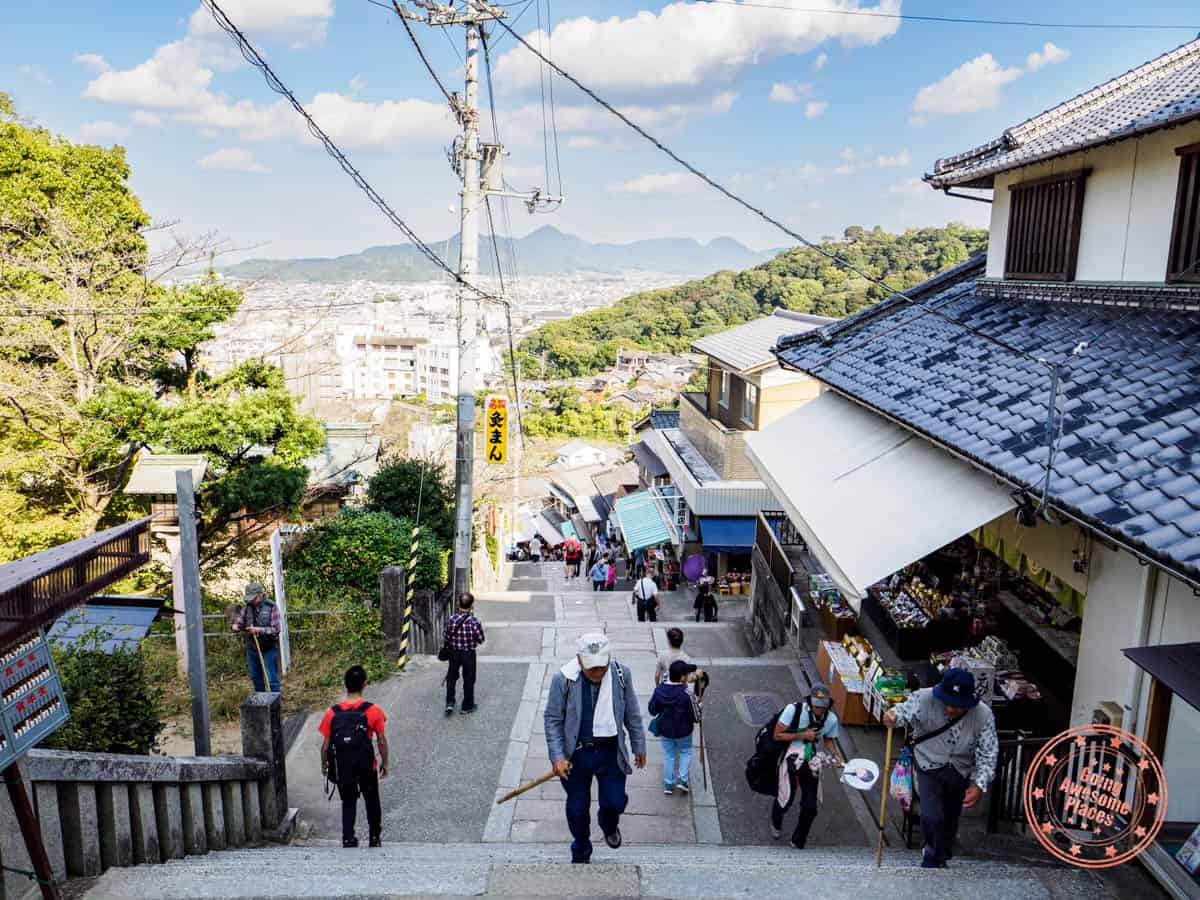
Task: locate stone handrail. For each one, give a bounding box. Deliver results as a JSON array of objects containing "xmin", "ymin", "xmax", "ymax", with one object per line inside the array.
[{"xmin": 0, "ymin": 693, "xmax": 288, "ymax": 899}]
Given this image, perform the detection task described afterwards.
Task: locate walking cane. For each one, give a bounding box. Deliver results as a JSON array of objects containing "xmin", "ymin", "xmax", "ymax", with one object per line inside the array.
[
  {"xmin": 251, "ymin": 630, "xmax": 270, "ymax": 691},
  {"xmin": 695, "ymin": 670, "xmax": 708, "ymax": 791},
  {"xmin": 876, "ymin": 723, "xmax": 895, "ymax": 867},
  {"xmin": 496, "ymin": 766, "xmax": 569, "ymax": 804}
]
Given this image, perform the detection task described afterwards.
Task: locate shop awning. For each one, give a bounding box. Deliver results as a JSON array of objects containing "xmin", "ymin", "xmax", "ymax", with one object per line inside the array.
[
  {"xmin": 532, "ymin": 514, "xmax": 565, "ymax": 546},
  {"xmin": 615, "ymin": 491, "xmax": 673, "ymax": 553},
  {"xmin": 571, "ymin": 514, "xmax": 591, "ymax": 540},
  {"xmin": 700, "ymin": 517, "xmax": 756, "ymax": 554},
  {"xmin": 744, "ymin": 391, "xmax": 1016, "ymax": 607},
  {"xmin": 48, "ymin": 596, "xmax": 165, "ymax": 653},
  {"xmin": 1123, "ymin": 643, "xmax": 1200, "ymax": 711},
  {"xmin": 629, "ymin": 441, "xmax": 668, "ymax": 479}
]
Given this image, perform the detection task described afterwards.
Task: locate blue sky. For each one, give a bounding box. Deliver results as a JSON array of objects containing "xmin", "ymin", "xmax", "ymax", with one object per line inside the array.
[{"xmin": 3, "ymin": 1, "xmax": 1199, "ymax": 260}]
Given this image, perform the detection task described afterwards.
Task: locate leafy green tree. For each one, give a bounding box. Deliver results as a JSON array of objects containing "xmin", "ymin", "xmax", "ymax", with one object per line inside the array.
[{"xmin": 366, "ymin": 457, "xmax": 456, "ymax": 546}]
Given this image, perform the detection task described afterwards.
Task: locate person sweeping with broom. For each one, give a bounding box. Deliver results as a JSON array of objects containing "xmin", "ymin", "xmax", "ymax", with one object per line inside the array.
[{"xmin": 231, "ymin": 582, "xmax": 281, "ymax": 693}]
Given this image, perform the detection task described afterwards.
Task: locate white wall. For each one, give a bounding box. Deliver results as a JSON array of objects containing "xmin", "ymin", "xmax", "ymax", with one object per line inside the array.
[{"xmin": 985, "ymin": 118, "xmax": 1200, "ymax": 282}]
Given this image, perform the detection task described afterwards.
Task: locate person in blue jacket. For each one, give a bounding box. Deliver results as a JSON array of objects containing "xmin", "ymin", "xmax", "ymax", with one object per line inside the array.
[{"xmin": 648, "ymin": 660, "xmax": 702, "ymax": 794}]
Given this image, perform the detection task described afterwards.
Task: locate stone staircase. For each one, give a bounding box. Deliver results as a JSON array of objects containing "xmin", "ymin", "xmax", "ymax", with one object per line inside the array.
[{"xmin": 81, "ymin": 840, "xmax": 1114, "ymax": 899}]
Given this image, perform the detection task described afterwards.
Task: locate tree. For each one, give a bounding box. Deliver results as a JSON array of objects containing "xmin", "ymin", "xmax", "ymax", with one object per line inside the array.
[
  {"xmin": 0, "ymin": 95, "xmax": 323, "ymax": 552},
  {"xmin": 365, "ymin": 457, "xmax": 456, "ymax": 546}
]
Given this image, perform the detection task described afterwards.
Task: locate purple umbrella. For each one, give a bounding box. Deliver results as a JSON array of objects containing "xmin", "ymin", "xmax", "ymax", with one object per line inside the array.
[{"xmin": 682, "ymin": 554, "xmax": 706, "ymax": 582}]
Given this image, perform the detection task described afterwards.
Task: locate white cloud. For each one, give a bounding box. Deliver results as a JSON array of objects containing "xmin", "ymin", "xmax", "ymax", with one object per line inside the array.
[
  {"xmin": 1025, "ymin": 42, "xmax": 1070, "ymax": 72},
  {"xmin": 769, "ymin": 82, "xmax": 810, "ymax": 104},
  {"xmin": 910, "ymin": 54, "xmax": 1023, "ymax": 124},
  {"xmin": 187, "ymin": 0, "xmax": 335, "ymax": 47},
  {"xmin": 84, "ymin": 40, "xmax": 215, "ymax": 109},
  {"xmin": 610, "ymin": 172, "xmax": 698, "ymax": 195},
  {"xmin": 494, "ymin": 0, "xmax": 900, "ymax": 97},
  {"xmin": 834, "ymin": 147, "xmax": 910, "ymax": 175},
  {"xmin": 18, "ymin": 64, "xmax": 52, "ymax": 85},
  {"xmin": 505, "ymin": 92, "xmax": 735, "ymax": 148},
  {"xmin": 349, "ymin": 74, "xmax": 366, "ymax": 95},
  {"xmin": 813, "ymin": 52, "xmax": 829, "ymax": 71},
  {"xmin": 888, "ymin": 176, "xmax": 929, "ymax": 198},
  {"xmin": 805, "ymin": 100, "xmax": 828, "ymax": 119},
  {"xmin": 199, "ymin": 147, "xmax": 271, "ymax": 173},
  {"xmin": 74, "ymin": 53, "xmax": 110, "ymax": 73},
  {"xmin": 131, "ymin": 110, "xmax": 165, "ymax": 128},
  {"xmin": 79, "ymin": 120, "xmax": 131, "ymax": 142}
]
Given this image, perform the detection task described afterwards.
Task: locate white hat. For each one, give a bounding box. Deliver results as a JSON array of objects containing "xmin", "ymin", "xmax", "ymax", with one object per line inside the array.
[{"xmin": 576, "ymin": 633, "xmax": 611, "ymax": 668}]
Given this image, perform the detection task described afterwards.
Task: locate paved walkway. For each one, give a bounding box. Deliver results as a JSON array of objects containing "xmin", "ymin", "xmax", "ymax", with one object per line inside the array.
[{"xmin": 286, "ymin": 561, "xmax": 876, "ymax": 853}]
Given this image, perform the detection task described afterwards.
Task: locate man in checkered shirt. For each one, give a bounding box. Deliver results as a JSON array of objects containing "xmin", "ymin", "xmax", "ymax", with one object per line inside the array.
[{"xmin": 443, "ymin": 592, "xmax": 486, "ymax": 715}]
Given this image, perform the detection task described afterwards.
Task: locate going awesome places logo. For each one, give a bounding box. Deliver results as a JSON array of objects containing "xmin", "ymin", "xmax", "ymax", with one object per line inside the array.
[{"xmin": 1023, "ymin": 723, "xmax": 1167, "ymax": 868}]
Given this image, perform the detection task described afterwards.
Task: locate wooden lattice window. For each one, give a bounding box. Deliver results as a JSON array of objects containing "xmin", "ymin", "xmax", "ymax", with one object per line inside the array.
[
  {"xmin": 1004, "ymin": 170, "xmax": 1089, "ymax": 281},
  {"xmin": 1167, "ymin": 143, "xmax": 1200, "ymax": 283}
]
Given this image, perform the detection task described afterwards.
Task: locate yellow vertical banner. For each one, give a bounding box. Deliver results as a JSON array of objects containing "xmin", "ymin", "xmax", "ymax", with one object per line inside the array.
[{"xmin": 485, "ymin": 395, "xmax": 508, "ymax": 465}]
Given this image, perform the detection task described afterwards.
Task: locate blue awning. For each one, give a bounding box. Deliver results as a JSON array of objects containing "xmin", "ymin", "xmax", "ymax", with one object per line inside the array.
[
  {"xmin": 615, "ymin": 491, "xmax": 673, "ymax": 553},
  {"xmin": 699, "ymin": 517, "xmax": 756, "ymax": 554},
  {"xmin": 48, "ymin": 596, "xmax": 165, "ymax": 653}
]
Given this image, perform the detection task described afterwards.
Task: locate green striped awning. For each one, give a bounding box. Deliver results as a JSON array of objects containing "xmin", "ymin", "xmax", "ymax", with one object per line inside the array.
[{"xmin": 615, "ymin": 491, "xmax": 672, "ymax": 553}]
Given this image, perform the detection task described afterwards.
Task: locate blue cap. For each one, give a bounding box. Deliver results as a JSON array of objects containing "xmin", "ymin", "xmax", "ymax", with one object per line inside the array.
[
  {"xmin": 809, "ymin": 682, "xmax": 832, "ymax": 708},
  {"xmin": 932, "ymin": 668, "xmax": 979, "ymax": 709}
]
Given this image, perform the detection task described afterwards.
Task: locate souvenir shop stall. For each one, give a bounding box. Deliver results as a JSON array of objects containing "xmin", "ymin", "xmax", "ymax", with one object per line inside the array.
[{"xmin": 644, "ymin": 544, "xmax": 681, "ymax": 591}]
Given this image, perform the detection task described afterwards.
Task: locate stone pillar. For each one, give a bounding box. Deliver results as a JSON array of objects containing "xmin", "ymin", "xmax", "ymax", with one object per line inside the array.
[
  {"xmin": 221, "ymin": 782, "xmax": 246, "ymax": 847},
  {"xmin": 161, "ymin": 528, "xmax": 189, "ymax": 677},
  {"xmin": 129, "ymin": 783, "xmax": 161, "ymax": 864},
  {"xmin": 153, "ymin": 784, "xmax": 185, "ymax": 860},
  {"xmin": 97, "ymin": 782, "xmax": 134, "ymax": 868},
  {"xmin": 242, "ymin": 779, "xmax": 263, "ymax": 845},
  {"xmin": 202, "ymin": 783, "xmax": 226, "ymax": 851},
  {"xmin": 32, "ymin": 783, "xmax": 67, "ymax": 882},
  {"xmin": 380, "ymin": 565, "xmax": 404, "ymax": 661},
  {"xmin": 240, "ymin": 693, "xmax": 286, "ymax": 830},
  {"xmin": 59, "ymin": 783, "xmax": 102, "ymax": 876},
  {"xmin": 181, "ymin": 784, "xmax": 207, "ymax": 856}
]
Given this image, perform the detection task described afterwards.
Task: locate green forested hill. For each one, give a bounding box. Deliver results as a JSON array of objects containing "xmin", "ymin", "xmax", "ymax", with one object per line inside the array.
[{"xmin": 519, "ymin": 224, "xmax": 987, "ymax": 378}]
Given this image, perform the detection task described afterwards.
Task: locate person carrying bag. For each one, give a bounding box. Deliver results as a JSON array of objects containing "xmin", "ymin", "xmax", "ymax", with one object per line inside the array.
[{"xmin": 631, "ymin": 572, "xmax": 659, "ymax": 623}]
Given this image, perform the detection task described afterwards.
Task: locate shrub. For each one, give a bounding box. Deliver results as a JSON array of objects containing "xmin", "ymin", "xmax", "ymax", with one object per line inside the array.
[
  {"xmin": 46, "ymin": 627, "xmax": 165, "ymax": 754},
  {"xmin": 366, "ymin": 457, "xmax": 455, "ymax": 546}
]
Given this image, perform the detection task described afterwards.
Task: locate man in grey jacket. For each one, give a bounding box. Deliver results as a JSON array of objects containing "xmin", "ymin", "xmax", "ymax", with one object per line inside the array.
[
  {"xmin": 884, "ymin": 668, "xmax": 998, "ymax": 869},
  {"xmin": 545, "ymin": 632, "xmax": 647, "ymax": 863}
]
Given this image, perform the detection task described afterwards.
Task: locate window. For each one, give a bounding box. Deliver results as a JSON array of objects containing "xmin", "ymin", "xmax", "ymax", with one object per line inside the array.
[
  {"xmin": 1168, "ymin": 143, "xmax": 1200, "ymax": 283},
  {"xmin": 718, "ymin": 369, "xmax": 730, "ymax": 408},
  {"xmin": 742, "ymin": 382, "xmax": 759, "ymax": 427},
  {"xmin": 1004, "ymin": 170, "xmax": 1089, "ymax": 281}
]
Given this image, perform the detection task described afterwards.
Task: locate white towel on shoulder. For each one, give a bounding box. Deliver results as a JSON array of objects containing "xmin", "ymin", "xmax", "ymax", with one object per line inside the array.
[{"xmin": 561, "ymin": 659, "xmax": 617, "ymax": 738}]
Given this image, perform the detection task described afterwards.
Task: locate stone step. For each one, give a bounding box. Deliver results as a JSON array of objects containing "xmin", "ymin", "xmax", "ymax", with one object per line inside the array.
[{"xmin": 79, "ymin": 841, "xmax": 1110, "ymax": 899}]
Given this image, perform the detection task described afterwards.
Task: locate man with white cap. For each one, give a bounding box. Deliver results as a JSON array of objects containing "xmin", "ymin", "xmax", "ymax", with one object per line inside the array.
[{"xmin": 545, "ymin": 632, "xmax": 647, "ymax": 863}]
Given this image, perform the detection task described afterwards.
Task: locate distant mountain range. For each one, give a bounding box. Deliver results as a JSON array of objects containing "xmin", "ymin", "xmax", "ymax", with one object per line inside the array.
[{"xmin": 221, "ymin": 225, "xmax": 781, "ymax": 282}]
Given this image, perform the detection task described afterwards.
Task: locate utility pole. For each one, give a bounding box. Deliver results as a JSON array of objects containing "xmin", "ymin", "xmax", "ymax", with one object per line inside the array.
[
  {"xmin": 397, "ymin": 0, "xmax": 561, "ymax": 595},
  {"xmin": 176, "ymin": 468, "xmax": 211, "ymax": 756}
]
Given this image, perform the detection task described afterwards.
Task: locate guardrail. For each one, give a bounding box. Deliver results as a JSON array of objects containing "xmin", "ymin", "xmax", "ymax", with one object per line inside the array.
[
  {"xmin": 987, "ymin": 733, "xmax": 1052, "ymax": 833},
  {"xmin": 755, "ymin": 511, "xmax": 804, "ymax": 601}
]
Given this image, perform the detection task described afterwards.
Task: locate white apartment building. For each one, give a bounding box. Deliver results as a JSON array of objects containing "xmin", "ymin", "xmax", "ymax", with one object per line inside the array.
[{"xmin": 337, "ymin": 327, "xmax": 500, "ymax": 402}]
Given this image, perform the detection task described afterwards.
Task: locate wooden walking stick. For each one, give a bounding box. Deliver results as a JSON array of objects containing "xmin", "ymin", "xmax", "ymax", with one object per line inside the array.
[
  {"xmin": 496, "ymin": 767, "xmax": 568, "ymax": 805},
  {"xmin": 876, "ymin": 723, "xmax": 895, "ymax": 867},
  {"xmin": 695, "ymin": 670, "xmax": 708, "ymax": 791},
  {"xmin": 228, "ymin": 602, "xmax": 270, "ymax": 690}
]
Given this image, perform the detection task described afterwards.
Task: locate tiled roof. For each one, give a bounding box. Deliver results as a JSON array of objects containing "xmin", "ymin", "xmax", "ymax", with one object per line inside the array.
[
  {"xmin": 774, "ymin": 266, "xmax": 1200, "ymax": 588},
  {"xmin": 691, "ymin": 309, "xmax": 834, "ymax": 374},
  {"xmin": 648, "ymin": 408, "xmax": 680, "ymax": 430},
  {"xmin": 928, "ymin": 37, "xmax": 1200, "ymax": 188}
]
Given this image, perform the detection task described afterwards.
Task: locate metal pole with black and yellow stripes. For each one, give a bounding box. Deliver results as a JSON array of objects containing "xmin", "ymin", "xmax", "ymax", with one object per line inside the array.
[{"xmin": 397, "ymin": 523, "xmax": 420, "ymax": 670}]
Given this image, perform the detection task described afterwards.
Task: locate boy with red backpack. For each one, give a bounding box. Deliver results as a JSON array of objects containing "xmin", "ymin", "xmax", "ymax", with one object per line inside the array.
[{"xmin": 319, "ymin": 665, "xmax": 389, "ymax": 847}]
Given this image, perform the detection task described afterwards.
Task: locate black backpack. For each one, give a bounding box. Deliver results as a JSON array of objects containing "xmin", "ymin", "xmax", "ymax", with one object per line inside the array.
[
  {"xmin": 326, "ymin": 702, "xmax": 375, "ymax": 784},
  {"xmin": 744, "ymin": 704, "xmax": 803, "ymax": 796}
]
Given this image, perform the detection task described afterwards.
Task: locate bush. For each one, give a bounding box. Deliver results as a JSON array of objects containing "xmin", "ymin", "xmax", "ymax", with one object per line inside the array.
[
  {"xmin": 366, "ymin": 457, "xmax": 455, "ymax": 546},
  {"xmin": 285, "ymin": 507, "xmax": 446, "ymax": 606},
  {"xmin": 46, "ymin": 627, "xmax": 165, "ymax": 754}
]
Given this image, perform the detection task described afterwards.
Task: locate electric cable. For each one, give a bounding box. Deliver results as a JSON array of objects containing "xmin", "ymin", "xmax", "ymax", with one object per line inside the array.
[
  {"xmin": 533, "ymin": 0, "xmax": 552, "ymax": 196},
  {"xmin": 491, "ymin": 14, "xmax": 1044, "ymax": 368},
  {"xmin": 394, "ymin": 1, "xmax": 456, "ymax": 106},
  {"xmin": 694, "ymin": 0, "xmax": 1198, "ymax": 31},
  {"xmin": 201, "ymin": 0, "xmax": 508, "ymax": 312},
  {"xmin": 544, "ymin": 0, "xmax": 563, "ymax": 198}
]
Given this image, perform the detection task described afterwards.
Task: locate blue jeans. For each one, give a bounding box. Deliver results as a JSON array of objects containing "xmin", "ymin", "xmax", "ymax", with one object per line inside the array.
[
  {"xmin": 245, "ymin": 642, "xmax": 280, "ymax": 692},
  {"xmin": 562, "ymin": 741, "xmax": 627, "ymax": 862},
  {"xmin": 661, "ymin": 734, "xmax": 693, "ymax": 788}
]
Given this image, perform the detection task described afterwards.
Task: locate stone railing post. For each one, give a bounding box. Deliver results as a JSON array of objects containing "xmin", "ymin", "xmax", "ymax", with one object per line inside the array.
[
  {"xmin": 380, "ymin": 566, "xmax": 404, "ymax": 662},
  {"xmin": 239, "ymin": 693, "xmax": 286, "ymax": 831}
]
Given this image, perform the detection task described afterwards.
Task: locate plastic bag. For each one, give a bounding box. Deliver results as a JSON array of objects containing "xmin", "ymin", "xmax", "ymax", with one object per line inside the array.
[{"xmin": 889, "ymin": 746, "xmax": 914, "ymax": 811}]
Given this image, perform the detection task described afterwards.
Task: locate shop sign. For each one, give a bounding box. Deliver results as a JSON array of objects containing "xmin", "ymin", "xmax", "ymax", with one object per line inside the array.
[
  {"xmin": 485, "ymin": 395, "xmax": 508, "ymax": 465},
  {"xmin": 1023, "ymin": 723, "xmax": 1167, "ymax": 868},
  {"xmin": 0, "ymin": 631, "xmax": 70, "ymax": 768}
]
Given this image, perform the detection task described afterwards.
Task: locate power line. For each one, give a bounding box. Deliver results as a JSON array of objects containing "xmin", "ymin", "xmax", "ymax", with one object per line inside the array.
[
  {"xmin": 543, "ymin": 0, "xmax": 563, "ymax": 199},
  {"xmin": 200, "ymin": 0, "xmax": 508, "ymax": 312},
  {"xmin": 394, "ymin": 0, "xmax": 455, "ymax": 106},
  {"xmin": 491, "ymin": 15, "xmax": 1044, "ymax": 368},
  {"xmin": 695, "ymin": 0, "xmax": 1199, "ymax": 31}
]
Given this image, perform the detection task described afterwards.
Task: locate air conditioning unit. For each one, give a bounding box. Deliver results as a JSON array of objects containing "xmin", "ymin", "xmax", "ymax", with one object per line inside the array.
[{"xmin": 1092, "ymin": 701, "xmax": 1124, "ymax": 729}]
